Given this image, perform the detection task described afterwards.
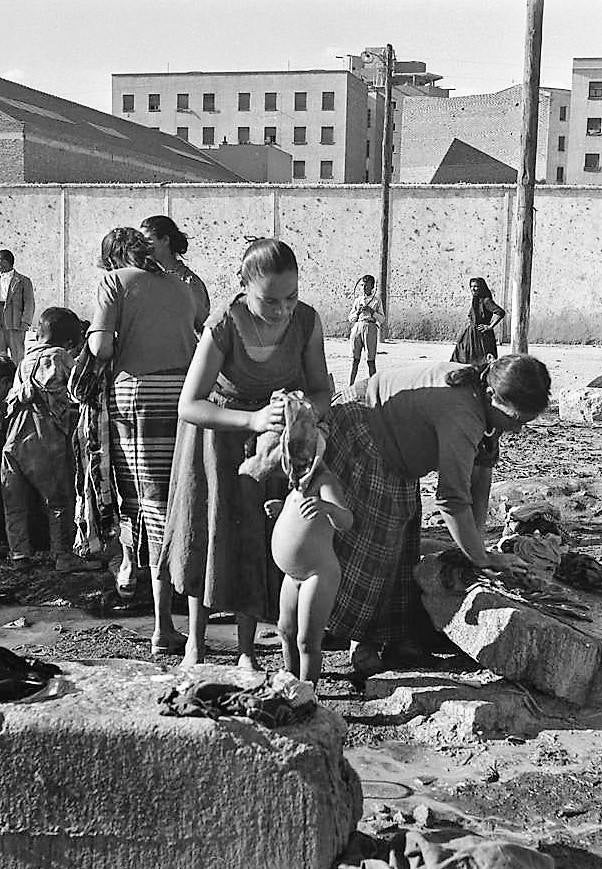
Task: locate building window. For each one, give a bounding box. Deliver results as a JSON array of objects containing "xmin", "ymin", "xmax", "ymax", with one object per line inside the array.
[
  {"xmin": 237, "ymin": 127, "xmax": 250, "ymax": 144},
  {"xmin": 556, "ymin": 166, "xmax": 565, "ymax": 183},
  {"xmin": 148, "ymin": 93, "xmax": 160, "ymax": 112},
  {"xmin": 176, "ymin": 126, "xmax": 189, "ymax": 141},
  {"xmin": 392, "ymin": 100, "xmax": 397, "ymax": 110},
  {"xmin": 238, "ymin": 92, "xmax": 250, "ymax": 111},
  {"xmin": 320, "ymin": 160, "xmax": 333, "ymax": 179},
  {"xmin": 584, "ymin": 152, "xmax": 600, "ymax": 171},
  {"xmin": 293, "ymin": 160, "xmax": 306, "ymax": 179},
  {"xmin": 294, "ymin": 92, "xmax": 307, "ymax": 111},
  {"xmin": 122, "ymin": 94, "xmax": 134, "ymax": 112},
  {"xmin": 587, "ymin": 117, "xmax": 602, "ymax": 135},
  {"xmin": 367, "ymin": 109, "xmax": 371, "ymax": 129},
  {"xmin": 322, "ymin": 91, "xmax": 335, "ymax": 111},
  {"xmin": 265, "ymin": 92, "xmax": 277, "ymax": 111},
  {"xmin": 264, "ymin": 126, "xmax": 277, "ymax": 144},
  {"xmin": 203, "ymin": 93, "xmax": 215, "ymax": 112},
  {"xmin": 588, "ymin": 81, "xmax": 602, "ymax": 100},
  {"xmin": 293, "ymin": 126, "xmax": 307, "ymax": 145},
  {"xmin": 320, "ymin": 126, "xmax": 334, "ymax": 145},
  {"xmin": 365, "ymin": 170, "xmax": 370, "ymax": 181},
  {"xmin": 366, "ymin": 140, "xmax": 370, "ymax": 157},
  {"xmin": 558, "ymin": 135, "xmax": 565, "ymax": 152},
  {"xmin": 202, "ymin": 126, "xmax": 215, "ymax": 145},
  {"xmin": 177, "ymin": 93, "xmax": 189, "ymax": 111},
  {"xmin": 559, "ymin": 105, "xmax": 568, "ymax": 121}
]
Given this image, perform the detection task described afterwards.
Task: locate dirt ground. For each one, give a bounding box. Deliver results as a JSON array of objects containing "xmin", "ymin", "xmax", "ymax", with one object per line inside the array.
[{"xmin": 1, "ymin": 339, "xmax": 602, "ymax": 867}]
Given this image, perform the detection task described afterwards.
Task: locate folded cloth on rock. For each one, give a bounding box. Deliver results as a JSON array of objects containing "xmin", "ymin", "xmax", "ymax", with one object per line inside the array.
[
  {"xmin": 238, "ymin": 390, "xmax": 326, "ymax": 488},
  {"xmin": 0, "ymin": 646, "xmax": 62, "ymax": 702},
  {"xmin": 502, "ymin": 501, "xmax": 565, "ymax": 540},
  {"xmin": 558, "ymin": 551, "xmax": 602, "ymax": 591},
  {"xmin": 158, "ymin": 675, "xmax": 316, "ymax": 727},
  {"xmin": 403, "ymin": 828, "xmax": 553, "ymax": 869},
  {"xmin": 498, "ymin": 531, "xmax": 565, "ymax": 585}
]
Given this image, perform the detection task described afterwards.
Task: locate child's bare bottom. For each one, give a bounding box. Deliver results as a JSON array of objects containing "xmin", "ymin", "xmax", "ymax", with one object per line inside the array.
[{"xmin": 277, "ymin": 562, "xmax": 341, "ymax": 686}]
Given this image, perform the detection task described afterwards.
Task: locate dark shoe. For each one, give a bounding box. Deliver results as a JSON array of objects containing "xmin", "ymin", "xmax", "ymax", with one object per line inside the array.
[
  {"xmin": 8, "ymin": 555, "xmax": 33, "ymax": 570},
  {"xmin": 349, "ymin": 642, "xmax": 383, "ymax": 677},
  {"xmin": 381, "ymin": 639, "xmax": 434, "ymax": 670}
]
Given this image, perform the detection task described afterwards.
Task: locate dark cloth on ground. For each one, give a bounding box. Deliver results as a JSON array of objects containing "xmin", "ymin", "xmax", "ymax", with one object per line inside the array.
[
  {"xmin": 0, "ymin": 646, "xmax": 62, "ymax": 702},
  {"xmin": 110, "ymin": 371, "xmax": 185, "ymax": 568},
  {"xmin": 158, "ymin": 679, "xmax": 315, "ymax": 728},
  {"xmin": 158, "ymin": 295, "xmax": 323, "ymax": 621},
  {"xmin": 451, "ymin": 295, "xmax": 505, "ymax": 365},
  {"xmin": 69, "ymin": 348, "xmax": 118, "ymax": 556}
]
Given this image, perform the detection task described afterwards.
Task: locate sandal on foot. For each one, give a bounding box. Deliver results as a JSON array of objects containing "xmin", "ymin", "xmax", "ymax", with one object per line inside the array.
[
  {"xmin": 151, "ymin": 630, "xmax": 188, "ymax": 656},
  {"xmin": 349, "ymin": 642, "xmax": 383, "ymax": 677}
]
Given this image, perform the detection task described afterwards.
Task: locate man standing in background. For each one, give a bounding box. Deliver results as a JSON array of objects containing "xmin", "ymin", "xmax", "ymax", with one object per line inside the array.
[{"xmin": 0, "ymin": 250, "xmax": 35, "ymax": 363}]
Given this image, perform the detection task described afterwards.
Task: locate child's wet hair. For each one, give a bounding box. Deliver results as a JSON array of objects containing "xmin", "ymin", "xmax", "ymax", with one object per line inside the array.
[
  {"xmin": 37, "ymin": 307, "xmax": 83, "ymax": 349},
  {"xmin": 239, "ymin": 238, "xmax": 298, "ymax": 287}
]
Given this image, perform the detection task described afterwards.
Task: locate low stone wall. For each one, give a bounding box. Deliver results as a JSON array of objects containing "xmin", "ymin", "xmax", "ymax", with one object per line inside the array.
[{"xmin": 0, "ymin": 660, "xmax": 362, "ymax": 869}]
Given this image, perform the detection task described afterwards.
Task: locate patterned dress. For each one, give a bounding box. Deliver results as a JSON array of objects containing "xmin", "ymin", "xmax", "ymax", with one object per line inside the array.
[{"xmin": 158, "ymin": 293, "xmax": 326, "ymax": 621}]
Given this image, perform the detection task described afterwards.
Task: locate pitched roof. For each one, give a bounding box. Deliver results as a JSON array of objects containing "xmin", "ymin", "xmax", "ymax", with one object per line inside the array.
[
  {"xmin": 431, "ymin": 138, "xmax": 518, "ymax": 184},
  {"xmin": 0, "ymin": 76, "xmax": 244, "ymax": 182}
]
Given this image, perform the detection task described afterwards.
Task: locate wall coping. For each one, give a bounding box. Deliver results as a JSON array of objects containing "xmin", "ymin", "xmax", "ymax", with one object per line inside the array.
[{"xmin": 0, "ymin": 182, "xmax": 602, "ymax": 192}]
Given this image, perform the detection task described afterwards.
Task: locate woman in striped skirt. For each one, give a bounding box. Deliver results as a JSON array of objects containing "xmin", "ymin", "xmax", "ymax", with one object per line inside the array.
[{"xmin": 87, "ymin": 227, "xmax": 206, "ymax": 655}]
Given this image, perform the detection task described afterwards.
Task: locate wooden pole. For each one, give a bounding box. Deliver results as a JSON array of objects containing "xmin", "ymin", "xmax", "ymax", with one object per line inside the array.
[
  {"xmin": 510, "ymin": 0, "xmax": 544, "ymax": 354},
  {"xmin": 379, "ymin": 43, "xmax": 394, "ymax": 334}
]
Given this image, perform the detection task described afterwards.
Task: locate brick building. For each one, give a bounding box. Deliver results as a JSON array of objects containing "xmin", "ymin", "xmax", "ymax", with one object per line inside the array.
[
  {"xmin": 396, "ymin": 84, "xmax": 570, "ymax": 184},
  {"xmin": 0, "ymin": 76, "xmax": 245, "ymax": 183}
]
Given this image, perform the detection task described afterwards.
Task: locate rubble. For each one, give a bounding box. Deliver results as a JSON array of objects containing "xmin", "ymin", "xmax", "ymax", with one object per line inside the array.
[{"xmin": 558, "ymin": 385, "xmax": 602, "ymax": 424}]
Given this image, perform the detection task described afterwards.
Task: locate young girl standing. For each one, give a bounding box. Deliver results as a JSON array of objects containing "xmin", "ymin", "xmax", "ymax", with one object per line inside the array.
[{"xmin": 158, "ymin": 239, "xmax": 331, "ymax": 669}]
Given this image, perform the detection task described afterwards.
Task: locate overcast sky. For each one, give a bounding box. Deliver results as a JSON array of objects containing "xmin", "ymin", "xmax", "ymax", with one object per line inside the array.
[{"xmin": 2, "ymin": 0, "xmax": 602, "ymax": 112}]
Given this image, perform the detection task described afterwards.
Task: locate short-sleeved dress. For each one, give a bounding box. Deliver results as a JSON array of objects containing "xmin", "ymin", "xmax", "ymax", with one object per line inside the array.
[
  {"xmin": 451, "ymin": 295, "xmax": 505, "ymax": 365},
  {"xmin": 167, "ymin": 261, "xmax": 210, "ymax": 334},
  {"xmin": 157, "ymin": 293, "xmax": 320, "ymax": 621}
]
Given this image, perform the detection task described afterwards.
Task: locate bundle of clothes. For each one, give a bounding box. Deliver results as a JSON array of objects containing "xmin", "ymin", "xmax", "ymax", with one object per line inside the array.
[
  {"xmin": 0, "ymin": 646, "xmax": 62, "ymax": 702},
  {"xmin": 158, "ymin": 669, "xmax": 316, "ymax": 729}
]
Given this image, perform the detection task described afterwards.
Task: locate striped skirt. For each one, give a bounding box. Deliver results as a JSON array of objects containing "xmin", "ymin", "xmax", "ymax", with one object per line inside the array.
[
  {"xmin": 109, "ymin": 371, "xmax": 185, "ymax": 567},
  {"xmin": 325, "ymin": 387, "xmax": 421, "ymax": 645}
]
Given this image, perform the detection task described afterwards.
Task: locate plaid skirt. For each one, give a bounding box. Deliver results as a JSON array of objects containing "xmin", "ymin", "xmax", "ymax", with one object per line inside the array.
[
  {"xmin": 325, "ymin": 387, "xmax": 421, "ymax": 644},
  {"xmin": 109, "ymin": 371, "xmax": 185, "ymax": 567}
]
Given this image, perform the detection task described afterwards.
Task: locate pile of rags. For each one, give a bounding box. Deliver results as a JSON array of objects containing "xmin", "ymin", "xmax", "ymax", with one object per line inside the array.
[
  {"xmin": 497, "ymin": 502, "xmax": 567, "ymax": 590},
  {"xmin": 158, "ymin": 670, "xmax": 316, "ymax": 728}
]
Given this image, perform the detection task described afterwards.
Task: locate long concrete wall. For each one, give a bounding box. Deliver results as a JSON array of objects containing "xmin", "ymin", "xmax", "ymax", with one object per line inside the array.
[{"xmin": 1, "ymin": 182, "xmax": 601, "ymax": 344}]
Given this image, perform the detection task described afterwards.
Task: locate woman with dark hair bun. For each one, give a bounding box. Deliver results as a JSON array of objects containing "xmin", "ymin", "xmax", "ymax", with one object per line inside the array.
[
  {"xmin": 451, "ymin": 277, "xmax": 505, "ymax": 365},
  {"xmin": 158, "ymin": 237, "xmax": 331, "ymax": 669},
  {"xmin": 88, "ymin": 227, "xmax": 199, "ymax": 655},
  {"xmin": 324, "ymin": 353, "xmax": 551, "ymax": 677},
  {"xmin": 141, "ymin": 215, "xmax": 210, "ymax": 331}
]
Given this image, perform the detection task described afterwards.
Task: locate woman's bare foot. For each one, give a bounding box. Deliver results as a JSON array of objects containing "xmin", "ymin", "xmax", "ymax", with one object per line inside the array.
[
  {"xmin": 237, "ymin": 653, "xmax": 262, "ymax": 671},
  {"xmin": 179, "ymin": 640, "xmax": 205, "ymax": 668}
]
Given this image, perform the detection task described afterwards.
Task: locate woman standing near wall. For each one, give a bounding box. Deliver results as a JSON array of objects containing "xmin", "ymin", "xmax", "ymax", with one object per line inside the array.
[
  {"xmin": 451, "ymin": 277, "xmax": 505, "ymax": 365},
  {"xmin": 140, "ymin": 215, "xmax": 210, "ymax": 333},
  {"xmin": 88, "ymin": 227, "xmax": 202, "ymax": 655}
]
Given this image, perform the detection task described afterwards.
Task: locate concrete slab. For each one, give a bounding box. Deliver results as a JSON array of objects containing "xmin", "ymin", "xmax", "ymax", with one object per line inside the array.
[
  {"xmin": 559, "ymin": 386, "xmax": 602, "ymax": 424},
  {"xmin": 363, "ymin": 669, "xmax": 538, "ymax": 742},
  {"xmin": 415, "ymin": 554, "xmax": 602, "ymax": 706},
  {"xmin": 0, "ymin": 659, "xmax": 362, "ymax": 869}
]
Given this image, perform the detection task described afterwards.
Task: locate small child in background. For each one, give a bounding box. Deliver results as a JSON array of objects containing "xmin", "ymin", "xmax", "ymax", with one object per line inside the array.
[
  {"xmin": 1, "ymin": 307, "xmax": 101, "ymax": 573},
  {"xmin": 348, "ymin": 274, "xmax": 384, "ymax": 385},
  {"xmin": 265, "ymin": 393, "xmax": 352, "ymax": 686}
]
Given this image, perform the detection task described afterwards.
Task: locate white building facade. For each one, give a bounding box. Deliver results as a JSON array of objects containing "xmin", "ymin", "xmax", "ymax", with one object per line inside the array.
[{"xmin": 566, "ymin": 58, "xmax": 602, "ymax": 184}]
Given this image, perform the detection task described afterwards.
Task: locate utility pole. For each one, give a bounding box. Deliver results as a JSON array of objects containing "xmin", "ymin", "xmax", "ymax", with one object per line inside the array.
[
  {"xmin": 510, "ymin": 0, "xmax": 544, "ymax": 353},
  {"xmin": 379, "ymin": 43, "xmax": 394, "ymax": 335}
]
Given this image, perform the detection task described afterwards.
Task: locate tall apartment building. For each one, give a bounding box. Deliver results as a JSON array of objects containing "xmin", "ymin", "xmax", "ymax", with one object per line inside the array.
[
  {"xmin": 566, "ymin": 58, "xmax": 602, "ymax": 184},
  {"xmin": 112, "ymin": 70, "xmax": 368, "ymax": 183},
  {"xmin": 396, "ymin": 84, "xmax": 570, "ymax": 184}
]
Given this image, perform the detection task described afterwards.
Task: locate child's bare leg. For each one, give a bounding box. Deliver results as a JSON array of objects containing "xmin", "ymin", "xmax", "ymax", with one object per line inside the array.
[
  {"xmin": 278, "ymin": 575, "xmax": 301, "ymax": 677},
  {"xmin": 236, "ymin": 613, "xmax": 260, "ymax": 670},
  {"xmin": 297, "ymin": 566, "xmax": 341, "ymax": 685},
  {"xmin": 181, "ymin": 595, "xmax": 210, "ymax": 667}
]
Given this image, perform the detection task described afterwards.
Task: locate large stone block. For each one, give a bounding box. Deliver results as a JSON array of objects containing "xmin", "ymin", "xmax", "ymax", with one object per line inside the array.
[
  {"xmin": 415, "ymin": 554, "xmax": 602, "ymax": 706},
  {"xmin": 559, "ymin": 386, "xmax": 602, "ymax": 424},
  {"xmin": 0, "ymin": 660, "xmax": 362, "ymax": 869}
]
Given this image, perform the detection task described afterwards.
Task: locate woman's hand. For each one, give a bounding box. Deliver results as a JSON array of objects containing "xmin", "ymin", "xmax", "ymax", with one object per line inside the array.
[
  {"xmin": 251, "ymin": 395, "xmax": 285, "ymax": 433},
  {"xmin": 476, "ymin": 324, "xmax": 492, "ymax": 333},
  {"xmin": 483, "ymin": 549, "xmax": 528, "ymax": 574}
]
